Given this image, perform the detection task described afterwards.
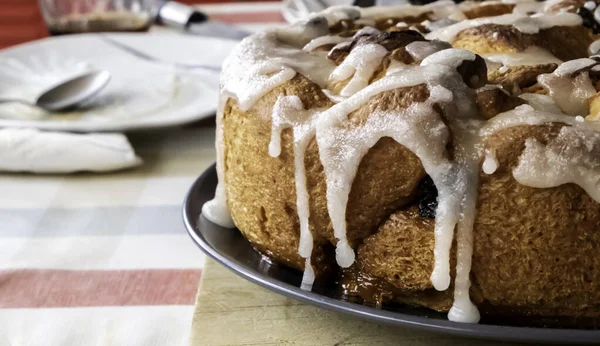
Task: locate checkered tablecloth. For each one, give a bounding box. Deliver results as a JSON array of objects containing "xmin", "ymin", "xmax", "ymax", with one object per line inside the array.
[{"xmin": 0, "ymin": 2, "xmax": 286, "ymax": 345}]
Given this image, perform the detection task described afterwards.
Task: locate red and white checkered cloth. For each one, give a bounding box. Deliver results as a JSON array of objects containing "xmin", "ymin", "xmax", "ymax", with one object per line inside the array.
[{"xmin": 0, "ymin": 2, "xmax": 285, "ymax": 345}]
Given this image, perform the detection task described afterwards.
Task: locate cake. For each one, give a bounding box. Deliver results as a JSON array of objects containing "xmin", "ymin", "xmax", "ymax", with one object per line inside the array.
[{"xmin": 202, "ymin": 0, "xmax": 600, "ymax": 326}]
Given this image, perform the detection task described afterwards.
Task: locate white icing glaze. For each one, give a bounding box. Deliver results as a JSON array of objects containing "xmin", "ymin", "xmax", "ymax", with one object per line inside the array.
[
  {"xmin": 317, "ymin": 65, "xmax": 453, "ymax": 268},
  {"xmin": 482, "ymin": 46, "xmax": 562, "ymax": 67},
  {"xmin": 538, "ymin": 59, "xmax": 598, "ymax": 116},
  {"xmin": 589, "ymin": 39, "xmax": 600, "ymax": 55},
  {"xmin": 513, "ymin": 126, "xmax": 600, "ymax": 204},
  {"xmin": 512, "ymin": 0, "xmax": 544, "ymax": 15},
  {"xmin": 221, "ymin": 30, "xmax": 336, "ymax": 111},
  {"xmin": 303, "ymin": 27, "xmax": 382, "ymax": 53},
  {"xmin": 481, "ymin": 105, "xmax": 579, "ymax": 137},
  {"xmin": 386, "ymin": 60, "xmax": 410, "ymax": 76},
  {"xmin": 553, "ymin": 58, "xmax": 597, "ymax": 76},
  {"xmin": 202, "ymin": 93, "xmax": 236, "ymax": 228},
  {"xmin": 268, "ymin": 95, "xmax": 320, "ymax": 287},
  {"xmin": 301, "ymin": 258, "xmax": 316, "ymax": 290},
  {"xmin": 543, "ymin": 0, "xmax": 563, "ymax": 10},
  {"xmin": 405, "ymin": 40, "xmax": 453, "ymax": 62},
  {"xmin": 425, "ymin": 13, "xmax": 582, "ymax": 43},
  {"xmin": 330, "ymin": 43, "xmax": 389, "ymax": 96},
  {"xmin": 518, "ymin": 93, "xmax": 564, "ymax": 114},
  {"xmin": 458, "ymin": 0, "xmax": 495, "ymax": 12},
  {"xmin": 316, "ymin": 50, "xmax": 481, "ymax": 313},
  {"xmin": 421, "ymin": 48, "xmax": 476, "ymax": 68},
  {"xmin": 322, "ymin": 88, "xmax": 346, "ymax": 103},
  {"xmin": 448, "ymin": 161, "xmax": 481, "ymax": 324},
  {"xmin": 361, "ymin": 1, "xmax": 465, "ymax": 21},
  {"xmin": 482, "ymin": 149, "xmax": 499, "ymax": 174},
  {"xmin": 585, "ymin": 1, "xmax": 597, "ymax": 10},
  {"xmin": 313, "ymin": 6, "xmax": 361, "ymax": 25},
  {"xmin": 425, "ymin": 18, "xmax": 459, "ymax": 32},
  {"xmin": 209, "ymin": 2, "xmax": 600, "ymax": 326},
  {"xmin": 303, "ymin": 35, "xmax": 351, "ymax": 52}
]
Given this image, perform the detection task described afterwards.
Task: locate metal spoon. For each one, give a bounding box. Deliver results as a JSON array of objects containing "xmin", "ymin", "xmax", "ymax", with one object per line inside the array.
[{"xmin": 0, "ymin": 70, "xmax": 111, "ymax": 112}]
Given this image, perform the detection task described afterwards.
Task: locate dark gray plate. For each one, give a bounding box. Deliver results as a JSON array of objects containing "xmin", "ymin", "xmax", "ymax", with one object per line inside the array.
[{"xmin": 183, "ymin": 163, "xmax": 600, "ymax": 344}]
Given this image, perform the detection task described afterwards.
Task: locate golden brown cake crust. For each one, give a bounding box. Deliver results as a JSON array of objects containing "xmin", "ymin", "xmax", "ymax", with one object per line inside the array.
[
  {"xmin": 473, "ymin": 124, "xmax": 600, "ymax": 319},
  {"xmin": 452, "ymin": 25, "xmax": 596, "ymax": 61},
  {"xmin": 224, "ymin": 75, "xmax": 433, "ymax": 272},
  {"xmin": 348, "ymin": 124, "xmax": 600, "ymax": 321},
  {"xmin": 216, "ymin": 1, "xmax": 600, "ymax": 326},
  {"xmin": 463, "ymin": 3, "xmax": 515, "ymax": 19}
]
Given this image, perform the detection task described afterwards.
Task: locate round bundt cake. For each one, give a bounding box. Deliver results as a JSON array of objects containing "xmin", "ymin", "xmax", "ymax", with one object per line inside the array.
[{"xmin": 202, "ymin": 0, "xmax": 600, "ymax": 326}]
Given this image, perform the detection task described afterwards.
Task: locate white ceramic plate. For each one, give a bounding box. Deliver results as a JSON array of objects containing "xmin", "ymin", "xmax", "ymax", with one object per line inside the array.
[{"xmin": 0, "ymin": 33, "xmax": 239, "ymax": 132}]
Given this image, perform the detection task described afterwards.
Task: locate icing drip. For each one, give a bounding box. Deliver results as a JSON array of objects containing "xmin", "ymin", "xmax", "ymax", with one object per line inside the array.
[
  {"xmin": 421, "ymin": 48, "xmax": 476, "ymax": 68},
  {"xmin": 405, "ymin": 40, "xmax": 453, "ymax": 62},
  {"xmin": 322, "ymin": 89, "xmax": 346, "ymax": 103},
  {"xmin": 425, "ymin": 19, "xmax": 459, "ymax": 32},
  {"xmin": 518, "ymin": 93, "xmax": 564, "ymax": 114},
  {"xmin": 221, "ymin": 30, "xmax": 336, "ymax": 111},
  {"xmin": 268, "ymin": 95, "xmax": 320, "ymax": 287},
  {"xmin": 585, "ymin": 1, "xmax": 597, "ymax": 11},
  {"xmin": 512, "ymin": 0, "xmax": 545, "ymax": 15},
  {"xmin": 513, "ymin": 126, "xmax": 600, "ymax": 204},
  {"xmin": 301, "ymin": 258, "xmax": 316, "ymax": 290},
  {"xmin": 589, "ymin": 39, "xmax": 600, "ymax": 55},
  {"xmin": 317, "ymin": 49, "xmax": 480, "ymax": 299},
  {"xmin": 386, "ymin": 60, "xmax": 410, "ymax": 76},
  {"xmin": 448, "ymin": 161, "xmax": 481, "ymax": 324},
  {"xmin": 304, "ymin": 27, "xmax": 382, "ymax": 53},
  {"xmin": 317, "ymin": 66, "xmax": 453, "ymax": 268},
  {"xmin": 481, "ymin": 104, "xmax": 579, "ymax": 137},
  {"xmin": 538, "ymin": 59, "xmax": 598, "ymax": 116},
  {"xmin": 482, "ymin": 149, "xmax": 498, "ymax": 174},
  {"xmin": 360, "ymin": 1, "xmax": 464, "ymax": 21},
  {"xmin": 303, "ymin": 35, "xmax": 351, "ymax": 52},
  {"xmin": 482, "ymin": 46, "xmax": 562, "ymax": 67},
  {"xmin": 202, "ymin": 94, "xmax": 236, "ymax": 228},
  {"xmin": 330, "ymin": 43, "xmax": 389, "ymax": 97},
  {"xmin": 278, "ymin": 17, "xmax": 330, "ymax": 47},
  {"xmin": 425, "ymin": 13, "xmax": 582, "ymax": 43},
  {"xmin": 209, "ymin": 3, "xmax": 600, "ymax": 326}
]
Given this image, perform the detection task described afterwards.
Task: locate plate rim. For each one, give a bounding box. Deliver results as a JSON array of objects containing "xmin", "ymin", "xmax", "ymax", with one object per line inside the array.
[
  {"xmin": 0, "ymin": 33, "xmax": 233, "ymax": 132},
  {"xmin": 183, "ymin": 163, "xmax": 600, "ymax": 344}
]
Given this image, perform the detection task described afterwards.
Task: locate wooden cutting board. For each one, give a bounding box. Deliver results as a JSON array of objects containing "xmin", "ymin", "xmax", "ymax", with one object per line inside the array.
[{"xmin": 190, "ymin": 259, "xmax": 511, "ymax": 346}]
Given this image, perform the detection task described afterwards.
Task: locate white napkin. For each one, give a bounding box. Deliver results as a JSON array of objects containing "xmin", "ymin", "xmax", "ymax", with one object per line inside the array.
[{"xmin": 0, "ymin": 128, "xmax": 142, "ymax": 173}]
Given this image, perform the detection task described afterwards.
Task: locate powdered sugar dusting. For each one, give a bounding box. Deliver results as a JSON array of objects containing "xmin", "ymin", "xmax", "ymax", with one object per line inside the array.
[{"xmin": 513, "ymin": 126, "xmax": 600, "ymax": 204}]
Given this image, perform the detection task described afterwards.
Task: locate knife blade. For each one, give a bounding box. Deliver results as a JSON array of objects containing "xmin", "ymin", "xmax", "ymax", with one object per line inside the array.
[{"xmin": 156, "ymin": 1, "xmax": 252, "ymax": 41}]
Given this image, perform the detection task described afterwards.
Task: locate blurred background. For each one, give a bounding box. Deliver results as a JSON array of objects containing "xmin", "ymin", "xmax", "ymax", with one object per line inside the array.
[
  {"xmin": 0, "ymin": 0, "xmax": 248, "ymax": 49},
  {"xmin": 0, "ymin": 0, "xmax": 288, "ymax": 49}
]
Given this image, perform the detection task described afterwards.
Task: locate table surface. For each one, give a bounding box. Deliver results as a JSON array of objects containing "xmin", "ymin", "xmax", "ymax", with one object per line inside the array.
[
  {"xmin": 191, "ymin": 260, "xmax": 516, "ymax": 346},
  {"xmin": 0, "ymin": 2, "xmax": 286, "ymax": 345}
]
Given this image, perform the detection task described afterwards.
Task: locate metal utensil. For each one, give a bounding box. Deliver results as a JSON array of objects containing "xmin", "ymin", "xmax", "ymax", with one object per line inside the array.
[
  {"xmin": 157, "ymin": 1, "xmax": 252, "ymax": 41},
  {"xmin": 100, "ymin": 35, "xmax": 221, "ymax": 72},
  {"xmin": 0, "ymin": 71, "xmax": 111, "ymax": 112}
]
